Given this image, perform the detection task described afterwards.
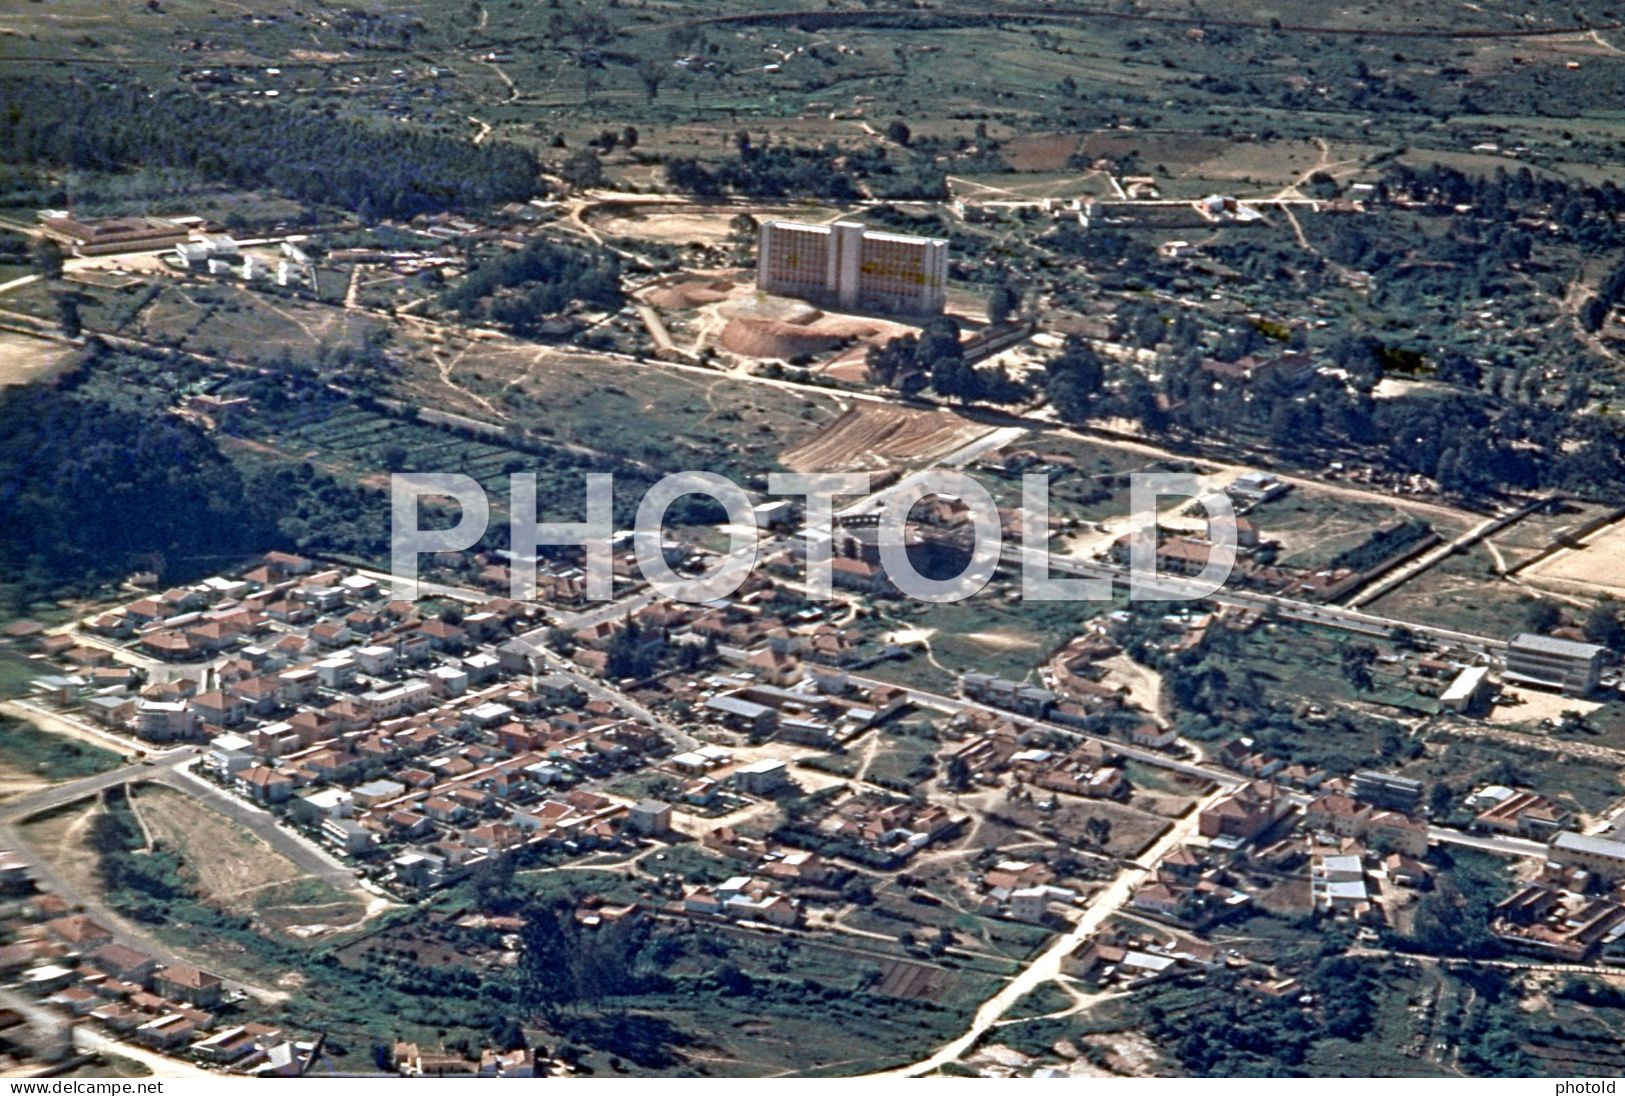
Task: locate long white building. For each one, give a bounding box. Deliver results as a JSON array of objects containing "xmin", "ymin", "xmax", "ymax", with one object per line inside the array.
[{"xmin": 756, "ymin": 220, "xmax": 948, "ymax": 315}]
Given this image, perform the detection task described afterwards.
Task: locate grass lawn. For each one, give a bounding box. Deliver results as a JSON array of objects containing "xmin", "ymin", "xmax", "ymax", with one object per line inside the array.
[{"xmin": 0, "ymin": 650, "xmax": 49, "ymax": 699}]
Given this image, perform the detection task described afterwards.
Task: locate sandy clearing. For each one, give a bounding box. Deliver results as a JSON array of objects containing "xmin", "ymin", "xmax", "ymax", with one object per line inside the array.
[
  {"xmin": 1522, "ymin": 518, "xmax": 1625, "ymax": 599},
  {"xmin": 0, "ymin": 331, "xmax": 78, "ymax": 387}
]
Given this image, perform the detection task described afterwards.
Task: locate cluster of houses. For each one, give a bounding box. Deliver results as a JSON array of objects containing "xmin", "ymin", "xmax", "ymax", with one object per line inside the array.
[
  {"xmin": 945, "ymin": 718, "xmax": 1130, "ymax": 802},
  {"xmin": 0, "ymin": 881, "xmax": 313, "ymax": 1075},
  {"xmin": 391, "ymin": 1042, "xmax": 539, "ymax": 1077},
  {"xmin": 16, "ymin": 551, "xmax": 977, "ymax": 905},
  {"xmin": 1113, "ymin": 749, "xmax": 1625, "ymax": 960},
  {"xmin": 1063, "ymin": 923, "xmax": 1225, "ymax": 988},
  {"xmin": 972, "ymin": 859, "xmax": 1078, "ymax": 924},
  {"xmin": 1129, "ymin": 840, "xmax": 1253, "ymax": 930},
  {"xmin": 1490, "ymin": 831, "xmax": 1625, "ymax": 960},
  {"xmin": 19, "ymin": 553, "xmax": 836, "ymax": 897},
  {"xmin": 696, "ymin": 668, "xmax": 909, "ymax": 750},
  {"xmin": 166, "ymin": 234, "xmax": 310, "ymax": 288},
  {"xmin": 807, "ymin": 793, "xmax": 968, "ymax": 870}
]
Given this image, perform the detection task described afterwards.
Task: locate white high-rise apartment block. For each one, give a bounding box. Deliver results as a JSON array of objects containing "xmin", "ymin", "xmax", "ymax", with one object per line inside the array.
[{"xmin": 756, "ymin": 220, "xmax": 948, "ymax": 315}]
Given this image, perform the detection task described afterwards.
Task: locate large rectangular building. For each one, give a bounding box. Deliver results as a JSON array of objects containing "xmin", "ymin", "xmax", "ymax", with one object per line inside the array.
[
  {"xmin": 1504, "ymin": 633, "xmax": 1607, "ymax": 695},
  {"xmin": 39, "ymin": 214, "xmax": 191, "ymax": 256},
  {"xmin": 756, "ymin": 220, "xmax": 948, "ymax": 315},
  {"xmin": 1549, "ymin": 831, "xmax": 1625, "ymax": 881}
]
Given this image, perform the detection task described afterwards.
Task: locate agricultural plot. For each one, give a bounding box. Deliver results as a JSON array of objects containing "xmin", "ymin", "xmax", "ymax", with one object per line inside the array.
[
  {"xmin": 1201, "ymin": 624, "xmax": 1422, "ymax": 713},
  {"xmin": 860, "ymin": 584, "xmax": 1109, "ymax": 695},
  {"xmin": 975, "ymin": 438, "xmax": 1205, "ymax": 528},
  {"xmin": 781, "ymin": 405, "xmax": 995, "ymax": 474},
  {"xmin": 839, "ymin": 880, "xmax": 1053, "ymax": 966},
  {"xmin": 1246, "ymin": 488, "xmax": 1469, "ymax": 573},
  {"xmin": 405, "ymin": 343, "xmax": 842, "ymax": 480},
  {"xmin": 1396, "ymin": 735, "xmax": 1623, "ymax": 818},
  {"xmin": 989, "ymin": 795, "xmax": 1173, "ymax": 863},
  {"xmin": 209, "ymin": 375, "xmax": 666, "ymax": 531}
]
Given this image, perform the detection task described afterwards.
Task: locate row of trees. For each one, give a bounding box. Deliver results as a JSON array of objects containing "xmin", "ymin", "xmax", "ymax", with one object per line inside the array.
[{"xmin": 665, "ymin": 138, "xmax": 947, "ymax": 201}]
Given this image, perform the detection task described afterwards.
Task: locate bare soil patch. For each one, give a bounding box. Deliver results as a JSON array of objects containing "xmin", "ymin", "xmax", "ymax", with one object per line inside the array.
[
  {"xmin": 0, "ymin": 332, "xmax": 77, "ymax": 387},
  {"xmin": 133, "ymin": 785, "xmax": 300, "ymax": 905},
  {"xmin": 1002, "ymin": 133, "xmax": 1083, "ymax": 172},
  {"xmin": 645, "ymin": 277, "xmax": 740, "ymax": 309}
]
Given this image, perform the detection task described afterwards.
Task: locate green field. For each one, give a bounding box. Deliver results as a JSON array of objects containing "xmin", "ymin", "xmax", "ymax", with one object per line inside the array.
[{"xmin": 0, "ymin": 717, "xmax": 121, "ymax": 786}]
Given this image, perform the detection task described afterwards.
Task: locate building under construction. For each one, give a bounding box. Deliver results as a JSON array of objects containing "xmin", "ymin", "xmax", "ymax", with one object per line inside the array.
[{"xmin": 756, "ymin": 219, "xmax": 948, "ymax": 316}]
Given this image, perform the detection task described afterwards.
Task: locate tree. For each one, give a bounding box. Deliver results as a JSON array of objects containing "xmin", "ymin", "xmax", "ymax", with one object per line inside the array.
[
  {"xmin": 31, "ymin": 238, "xmax": 64, "ymax": 280},
  {"xmin": 930, "ymin": 354, "xmax": 984, "ymax": 401},
  {"xmin": 472, "ymin": 851, "xmax": 517, "ymax": 912},
  {"xmin": 1428, "ymin": 780, "xmax": 1454, "ymax": 818},
  {"xmin": 559, "ymin": 149, "xmax": 604, "ymax": 190},
  {"xmin": 9, "ymin": 77, "xmax": 540, "ymax": 221},
  {"xmin": 1045, "ymin": 336, "xmax": 1105, "ymax": 422},
  {"xmin": 635, "ymin": 60, "xmax": 664, "ymax": 102},
  {"xmin": 1084, "ymin": 815, "xmax": 1112, "ymax": 847},
  {"xmin": 985, "ymin": 284, "xmax": 1020, "ymax": 327},
  {"xmin": 1339, "ymin": 642, "xmax": 1377, "ymax": 693},
  {"xmin": 943, "ymin": 754, "xmax": 971, "ymax": 792},
  {"xmin": 55, "ymin": 294, "xmax": 81, "ymax": 339},
  {"xmin": 621, "ymin": 125, "xmax": 639, "ymax": 150},
  {"xmin": 1522, "ymin": 599, "xmax": 1562, "ymax": 634},
  {"xmin": 518, "ymin": 903, "xmax": 579, "ymax": 1021},
  {"xmin": 1584, "ymin": 598, "xmax": 1624, "ymax": 650},
  {"xmin": 885, "ymin": 119, "xmax": 912, "ymax": 146}
]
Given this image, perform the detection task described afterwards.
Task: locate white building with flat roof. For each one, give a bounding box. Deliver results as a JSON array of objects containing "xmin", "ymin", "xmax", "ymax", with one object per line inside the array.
[{"xmin": 1505, "ymin": 633, "xmax": 1607, "ymax": 695}]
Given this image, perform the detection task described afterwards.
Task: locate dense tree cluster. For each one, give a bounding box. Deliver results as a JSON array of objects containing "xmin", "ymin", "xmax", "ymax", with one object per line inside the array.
[
  {"xmin": 0, "ymin": 78, "xmax": 540, "ymax": 219},
  {"xmin": 0, "ymin": 385, "xmax": 280, "ymax": 611},
  {"xmin": 1384, "ymin": 162, "xmax": 1625, "ymax": 251},
  {"xmin": 1137, "ymin": 961, "xmax": 1376, "ymax": 1076},
  {"xmin": 516, "ymin": 901, "xmax": 657, "ymax": 1022},
  {"xmin": 441, "ymin": 237, "xmax": 622, "ymax": 332},
  {"xmin": 865, "ymin": 317, "xmax": 1024, "ymax": 403}
]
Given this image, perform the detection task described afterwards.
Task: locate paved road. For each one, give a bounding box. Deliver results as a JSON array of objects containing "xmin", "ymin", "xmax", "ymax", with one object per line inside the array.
[
  {"xmin": 72, "ymin": 1024, "xmax": 220, "ymax": 1078},
  {"xmin": 504, "ymin": 633, "xmax": 698, "ymax": 753},
  {"xmin": 0, "ymin": 734, "xmax": 365, "ymax": 1001},
  {"xmin": 1003, "ymin": 543, "xmax": 1507, "ymax": 652},
  {"xmin": 1425, "ymin": 826, "xmax": 1547, "ymax": 859}
]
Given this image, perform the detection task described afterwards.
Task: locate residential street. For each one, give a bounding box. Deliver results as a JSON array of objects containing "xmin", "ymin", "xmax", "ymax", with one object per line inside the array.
[{"xmin": 876, "ymin": 785, "xmax": 1228, "ymax": 1077}]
